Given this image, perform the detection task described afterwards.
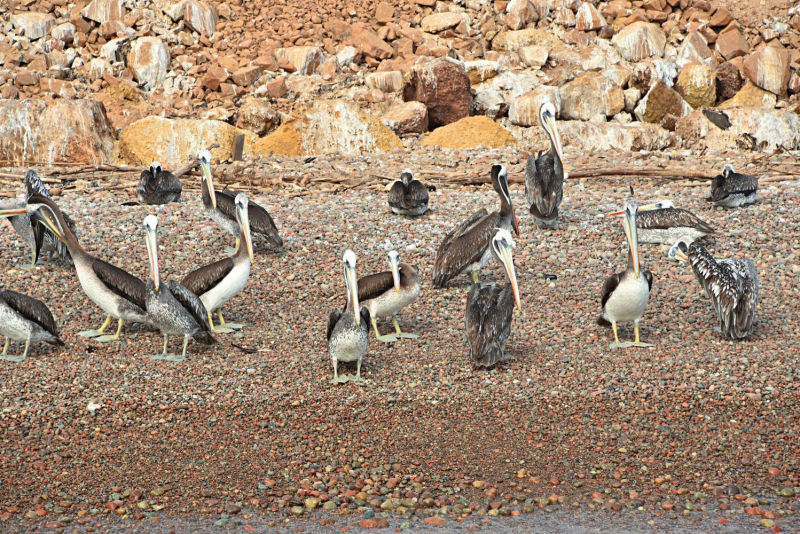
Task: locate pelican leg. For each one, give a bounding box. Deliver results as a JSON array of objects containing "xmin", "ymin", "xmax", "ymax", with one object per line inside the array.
[
  {"xmin": 470, "ymin": 271, "xmax": 480, "ymax": 285},
  {"xmin": 217, "ymin": 308, "xmax": 243, "ymax": 330},
  {"xmin": 151, "ymin": 334, "xmax": 183, "ymax": 361},
  {"xmin": 350, "ymin": 357, "xmax": 366, "ymax": 383},
  {"xmin": 208, "ymin": 310, "xmax": 233, "ymax": 334},
  {"xmin": 78, "ymin": 315, "xmax": 112, "ymax": 338},
  {"xmin": 331, "ymin": 358, "xmax": 349, "ymax": 383},
  {"xmin": 608, "ymin": 322, "xmax": 631, "ymax": 349},
  {"xmin": 629, "ymin": 320, "xmax": 654, "ymax": 348},
  {"xmin": 392, "ymin": 314, "xmax": 418, "ymax": 339},
  {"xmin": 165, "ymin": 337, "xmax": 189, "ymax": 362},
  {"xmin": 95, "ymin": 319, "xmax": 124, "ymax": 343},
  {"xmin": 1, "ymin": 338, "xmax": 8, "ymax": 356},
  {"xmin": 372, "ymin": 317, "xmax": 398, "ymax": 343},
  {"xmin": 2, "ymin": 339, "xmax": 29, "ymax": 363}
]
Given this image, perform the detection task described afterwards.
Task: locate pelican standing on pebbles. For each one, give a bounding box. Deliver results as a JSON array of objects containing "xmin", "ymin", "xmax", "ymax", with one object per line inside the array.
[
  {"xmin": 0, "ymin": 290, "xmax": 64, "ymax": 362},
  {"xmin": 668, "ymin": 239, "xmax": 759, "ymax": 340},
  {"xmin": 355, "ymin": 251, "xmax": 421, "ymax": 342},
  {"xmin": 707, "ymin": 164, "xmax": 758, "ymax": 208},
  {"xmin": 433, "ymin": 164, "xmax": 519, "ymax": 288},
  {"xmin": 609, "ymin": 199, "xmax": 714, "ymax": 245},
  {"xmin": 388, "ymin": 170, "xmax": 429, "ymax": 216},
  {"xmin": 144, "ymin": 215, "xmax": 215, "ymax": 361},
  {"xmin": 137, "ymin": 162, "xmax": 182, "ymax": 205},
  {"xmin": 598, "ymin": 199, "xmax": 654, "ymax": 349},
  {"xmin": 181, "ymin": 193, "xmax": 254, "ymax": 333},
  {"xmin": 327, "ymin": 250, "xmax": 369, "ymax": 383},
  {"xmin": 465, "ymin": 229, "xmax": 521, "ymax": 368},
  {"xmin": 525, "ymin": 102, "xmax": 565, "ymax": 226}
]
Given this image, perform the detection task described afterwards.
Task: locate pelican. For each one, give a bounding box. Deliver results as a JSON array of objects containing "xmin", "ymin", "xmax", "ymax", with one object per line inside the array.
[
  {"xmin": 465, "ymin": 229, "xmax": 521, "ymax": 368},
  {"xmin": 0, "ymin": 170, "xmax": 75, "ymax": 268},
  {"xmin": 137, "ymin": 162, "xmax": 182, "ymax": 205},
  {"xmin": 180, "ymin": 193, "xmax": 254, "ymax": 333},
  {"xmin": 707, "ymin": 164, "xmax": 758, "ymax": 207},
  {"xmin": 433, "ymin": 164, "xmax": 519, "ymax": 288},
  {"xmin": 388, "ymin": 170, "xmax": 429, "ymax": 216},
  {"xmin": 144, "ymin": 215, "xmax": 215, "ymax": 361},
  {"xmin": 608, "ymin": 199, "xmax": 714, "ymax": 245},
  {"xmin": 327, "ymin": 250, "xmax": 369, "ymax": 383},
  {"xmin": 198, "ymin": 150, "xmax": 283, "ymax": 253},
  {"xmin": 598, "ymin": 199, "xmax": 654, "ymax": 349},
  {"xmin": 0, "ymin": 290, "xmax": 64, "ymax": 362},
  {"xmin": 668, "ymin": 239, "xmax": 758, "ymax": 340},
  {"xmin": 525, "ymin": 102, "xmax": 565, "ymax": 226},
  {"xmin": 355, "ymin": 251, "xmax": 421, "ymax": 342},
  {"xmin": 23, "ymin": 195, "xmax": 151, "ymax": 342}
]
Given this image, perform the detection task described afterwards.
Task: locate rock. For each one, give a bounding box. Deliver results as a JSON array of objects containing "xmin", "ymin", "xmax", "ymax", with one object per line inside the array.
[
  {"xmin": 232, "ymin": 66, "xmax": 263, "ymax": 87},
  {"xmin": 184, "ymin": 0, "xmax": 218, "ymax": 37},
  {"xmin": 518, "ymin": 45, "xmax": 549, "ymax": 67},
  {"xmin": 677, "ymin": 31, "xmax": 716, "ymax": 68},
  {"xmin": 375, "ymin": 2, "xmax": 395, "ymax": 23},
  {"xmin": 553, "ymin": 7, "xmax": 576, "ymax": 27},
  {"xmin": 403, "ymin": 57, "xmax": 471, "ymax": 128},
  {"xmin": 635, "ymin": 80, "xmax": 693, "ymax": 124},
  {"xmin": 421, "ymin": 116, "xmax": 516, "ymax": 148},
  {"xmin": 380, "ymin": 101, "xmax": 428, "ymax": 134},
  {"xmin": 202, "ymin": 65, "xmax": 229, "ymax": 91},
  {"xmin": 492, "ymin": 28, "xmax": 564, "ymax": 52},
  {"xmin": 424, "ymin": 517, "xmax": 447, "ymax": 527},
  {"xmin": 366, "ymin": 71, "xmax": 404, "ymax": 93},
  {"xmin": 81, "ymin": 0, "xmax": 125, "ymax": 25},
  {"xmin": 472, "ymin": 88, "xmax": 509, "ymax": 119},
  {"xmin": 266, "ymin": 77, "xmax": 288, "ymax": 98},
  {"xmin": 336, "ymin": 46, "xmax": 361, "ymax": 67},
  {"xmin": 624, "ymin": 87, "xmax": 641, "ymax": 112},
  {"xmin": 715, "ymin": 26, "xmax": 749, "ymax": 60},
  {"xmin": 716, "ymin": 61, "xmax": 744, "ymax": 101},
  {"xmin": 718, "ymin": 80, "xmax": 777, "ymax": 108},
  {"xmin": 612, "ymin": 22, "xmax": 666, "ymax": 62},
  {"xmin": 325, "ymin": 21, "xmax": 394, "ymax": 60},
  {"xmin": 676, "ymin": 63, "xmax": 716, "ymax": 108},
  {"xmin": 505, "ymin": 0, "xmax": 538, "ymax": 31},
  {"xmin": 709, "ymin": 7, "xmax": 733, "ymax": 27},
  {"xmin": 274, "ymin": 47, "xmax": 324, "ymax": 75},
  {"xmin": 630, "ymin": 59, "xmax": 678, "ymax": 91},
  {"xmin": 10, "ymin": 12, "xmax": 56, "ymax": 40},
  {"xmin": 676, "ymin": 107, "xmax": 800, "ymax": 150},
  {"xmin": 236, "ymin": 98, "xmax": 281, "ymax": 136},
  {"xmin": 604, "ymin": 64, "xmax": 632, "ymax": 88},
  {"xmin": 789, "ymin": 72, "xmax": 800, "ymax": 94},
  {"xmin": 560, "ymin": 71, "xmax": 624, "ymax": 120},
  {"xmin": 127, "ymin": 37, "xmax": 170, "ymax": 91},
  {"xmin": 575, "ymin": 3, "xmax": 606, "ymax": 31},
  {"xmin": 509, "ymin": 85, "xmax": 561, "ymax": 126},
  {"xmin": 39, "ymin": 78, "xmax": 77, "ymax": 98},
  {"xmin": 51, "ymin": 22, "xmax": 77, "ymax": 43},
  {"xmin": 742, "ymin": 46, "xmax": 791, "ymax": 95},
  {"xmin": 0, "ymin": 99, "xmax": 114, "ymax": 165},
  {"xmin": 421, "ymin": 13, "xmax": 464, "ymax": 33},
  {"xmin": 507, "ymin": 119, "xmax": 675, "ymax": 151},
  {"xmin": 464, "ymin": 61, "xmax": 500, "ymax": 85},
  {"xmin": 87, "ymin": 58, "xmax": 112, "ymax": 81}
]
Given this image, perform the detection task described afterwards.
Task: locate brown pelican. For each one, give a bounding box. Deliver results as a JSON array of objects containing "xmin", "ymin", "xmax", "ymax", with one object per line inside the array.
[
  {"xmin": 465, "ymin": 229, "xmax": 521, "ymax": 368},
  {"xmin": 525, "ymin": 102, "xmax": 565, "ymax": 226},
  {"xmin": 598, "ymin": 199, "xmax": 654, "ymax": 349},
  {"xmin": 0, "ymin": 170, "xmax": 75, "ymax": 268},
  {"xmin": 137, "ymin": 162, "xmax": 182, "ymax": 205},
  {"xmin": 144, "ymin": 215, "xmax": 215, "ymax": 361},
  {"xmin": 668, "ymin": 239, "xmax": 758, "ymax": 340},
  {"xmin": 198, "ymin": 150, "xmax": 283, "ymax": 253},
  {"xmin": 0, "ymin": 290, "xmax": 64, "ymax": 362},
  {"xmin": 432, "ymin": 164, "xmax": 519, "ymax": 288},
  {"xmin": 388, "ymin": 170, "xmax": 429, "ymax": 216},
  {"xmin": 327, "ymin": 250, "xmax": 370, "ymax": 383},
  {"xmin": 355, "ymin": 250, "xmax": 421, "ymax": 342},
  {"xmin": 23, "ymin": 195, "xmax": 151, "ymax": 342},
  {"xmin": 608, "ymin": 199, "xmax": 714, "ymax": 245},
  {"xmin": 180, "ymin": 193, "xmax": 254, "ymax": 333},
  {"xmin": 707, "ymin": 164, "xmax": 758, "ymax": 207}
]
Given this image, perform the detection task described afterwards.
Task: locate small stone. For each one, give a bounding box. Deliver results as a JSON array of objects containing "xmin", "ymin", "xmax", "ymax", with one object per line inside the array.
[
  {"xmin": 290, "ymin": 506, "xmax": 304, "ymax": 516},
  {"xmin": 304, "ymin": 498, "xmax": 320, "ymax": 510}
]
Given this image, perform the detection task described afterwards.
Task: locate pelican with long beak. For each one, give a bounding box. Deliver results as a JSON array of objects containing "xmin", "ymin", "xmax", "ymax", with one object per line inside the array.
[
  {"xmin": 608, "ymin": 199, "xmax": 714, "ymax": 245},
  {"xmin": 598, "ymin": 199, "xmax": 654, "ymax": 349},
  {"xmin": 0, "ymin": 289, "xmax": 65, "ymax": 362},
  {"xmin": 525, "ymin": 102, "xmax": 565, "ymax": 227},
  {"xmin": 143, "ymin": 215, "xmax": 215, "ymax": 361},
  {"xmin": 24, "ymin": 195, "xmax": 151, "ymax": 342},
  {"xmin": 433, "ymin": 164, "xmax": 520, "ymax": 288},
  {"xmin": 198, "ymin": 150, "xmax": 283, "ymax": 255},
  {"xmin": 707, "ymin": 164, "xmax": 758, "ymax": 208},
  {"xmin": 181, "ymin": 193, "xmax": 255, "ymax": 333},
  {"xmin": 327, "ymin": 250, "xmax": 370, "ymax": 383},
  {"xmin": 355, "ymin": 250, "xmax": 421, "ymax": 342},
  {"xmin": 465, "ymin": 229, "xmax": 522, "ymax": 368}
]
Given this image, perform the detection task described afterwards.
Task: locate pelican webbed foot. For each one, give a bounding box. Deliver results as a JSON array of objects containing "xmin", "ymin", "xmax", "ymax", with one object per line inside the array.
[
  {"xmin": 207, "ymin": 311, "xmax": 233, "ymax": 334},
  {"xmin": 632, "ymin": 321, "xmax": 653, "ymax": 348},
  {"xmin": 78, "ymin": 315, "xmax": 113, "ymax": 338},
  {"xmin": 95, "ymin": 319, "xmax": 123, "ymax": 342},
  {"xmin": 216, "ymin": 309, "xmax": 243, "ymax": 330},
  {"xmin": 331, "ymin": 375, "xmax": 351, "ymax": 384},
  {"xmin": 609, "ymin": 341, "xmax": 633, "ymax": 350},
  {"xmin": 372, "ymin": 318, "xmax": 398, "ymax": 343},
  {"xmin": 628, "ymin": 342, "xmax": 654, "ymax": 348},
  {"xmin": 392, "ymin": 315, "xmax": 419, "ymax": 339},
  {"xmin": 1, "ymin": 340, "xmax": 29, "ymax": 362}
]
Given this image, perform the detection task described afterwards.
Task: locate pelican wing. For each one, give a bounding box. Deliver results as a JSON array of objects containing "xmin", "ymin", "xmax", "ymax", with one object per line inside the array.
[
  {"xmin": 525, "ymin": 153, "xmax": 563, "ymax": 221},
  {"xmin": 138, "ymin": 170, "xmax": 182, "ymax": 204},
  {"xmin": 354, "ymin": 271, "xmax": 395, "ymax": 306},
  {"xmin": 92, "ymin": 259, "xmax": 147, "ymax": 311},
  {"xmin": 167, "ymin": 280, "xmax": 213, "ymax": 332},
  {"xmin": 638, "ymin": 208, "xmax": 714, "ymax": 233},
  {"xmin": 599, "ymin": 272, "xmax": 621, "ymax": 310},
  {"xmin": 218, "ymin": 190, "xmax": 283, "ymax": 247},
  {"xmin": 432, "ymin": 208, "xmax": 492, "ymax": 287},
  {"xmin": 708, "ymin": 173, "xmax": 757, "ymax": 202},
  {"xmin": 180, "ymin": 257, "xmax": 235, "ymax": 296},
  {"xmin": 327, "ymin": 309, "xmax": 343, "ymax": 341},
  {"xmin": 465, "ymin": 283, "xmax": 514, "ymax": 368},
  {"xmin": 1, "ymin": 290, "xmax": 61, "ymax": 340},
  {"xmin": 407, "ymin": 180, "xmax": 429, "ymax": 207},
  {"xmin": 25, "ymin": 170, "xmax": 75, "ymax": 260},
  {"xmin": 387, "ymin": 181, "xmax": 406, "ymax": 210}
]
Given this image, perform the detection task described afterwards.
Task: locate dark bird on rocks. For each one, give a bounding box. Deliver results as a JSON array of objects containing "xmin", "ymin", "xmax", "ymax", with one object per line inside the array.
[
  {"xmin": 608, "ymin": 199, "xmax": 714, "ymax": 245},
  {"xmin": 388, "ymin": 169, "xmax": 429, "ymax": 216},
  {"xmin": 0, "ymin": 289, "xmax": 64, "ymax": 363},
  {"xmin": 702, "ymin": 109, "xmax": 731, "ymax": 130},
  {"xmin": 525, "ymin": 102, "xmax": 565, "ymax": 226},
  {"xmin": 707, "ymin": 164, "xmax": 758, "ymax": 208},
  {"xmin": 137, "ymin": 162, "xmax": 182, "ymax": 205}
]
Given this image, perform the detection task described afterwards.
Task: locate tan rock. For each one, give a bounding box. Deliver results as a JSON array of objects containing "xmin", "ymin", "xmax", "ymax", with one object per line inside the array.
[
  {"xmin": 87, "ymin": 58, "xmax": 112, "ymax": 81},
  {"xmin": 15, "ymin": 71, "xmax": 41, "ymax": 86},
  {"xmin": 709, "ymin": 7, "xmax": 733, "ymax": 27},
  {"xmin": 611, "ymin": 22, "xmax": 666, "ymax": 62},
  {"xmin": 742, "ymin": 46, "xmax": 791, "ymax": 96},
  {"xmin": 518, "ymin": 45, "xmax": 549, "ymax": 67},
  {"xmin": 634, "ymin": 80, "xmax": 693, "ymax": 124},
  {"xmin": 316, "ymin": 57, "xmax": 340, "ymax": 80},
  {"xmin": 505, "ymin": 0, "xmax": 538, "ymax": 31},
  {"xmin": 715, "ymin": 26, "xmax": 749, "ymax": 60},
  {"xmin": 235, "ymin": 98, "xmax": 281, "ymax": 136},
  {"xmin": 509, "ymin": 86, "xmax": 561, "ymax": 126},
  {"xmin": 718, "ymin": 81, "xmax": 777, "ymax": 109},
  {"xmin": 127, "ymin": 37, "xmax": 170, "ymax": 91},
  {"xmin": 421, "ymin": 12, "xmax": 464, "ymax": 33},
  {"xmin": 325, "ymin": 21, "xmax": 394, "ymax": 60},
  {"xmin": 375, "ymin": 2, "xmax": 396, "ymax": 23},
  {"xmin": 575, "ymin": 3, "xmax": 606, "ymax": 31},
  {"xmin": 380, "ymin": 101, "xmax": 428, "ymax": 135},
  {"xmin": 420, "ymin": 116, "xmax": 516, "ymax": 148},
  {"xmin": 676, "ymin": 107, "xmax": 800, "ymax": 151},
  {"xmin": 559, "ymin": 71, "xmax": 624, "ymax": 120},
  {"xmin": 624, "ymin": 88, "xmax": 641, "ymax": 112},
  {"xmin": 789, "ymin": 72, "xmax": 800, "ymax": 95},
  {"xmin": 184, "ymin": 0, "xmax": 218, "ymax": 37},
  {"xmin": 552, "ymin": 8, "xmax": 576, "ymax": 27},
  {"xmin": 464, "ymin": 61, "xmax": 500, "ymax": 85},
  {"xmin": 676, "ymin": 63, "xmax": 716, "ymax": 108},
  {"xmin": 0, "ymin": 99, "xmax": 114, "ymax": 165},
  {"xmin": 81, "ymin": 0, "xmax": 125, "ymax": 24},
  {"xmin": 266, "ymin": 77, "xmax": 287, "ymax": 98},
  {"xmin": 10, "ymin": 12, "xmax": 56, "ymax": 40},
  {"xmin": 366, "ymin": 71, "xmax": 404, "ymax": 93},
  {"xmin": 203, "ymin": 66, "xmax": 228, "ymax": 91},
  {"xmin": 492, "ymin": 28, "xmax": 564, "ymax": 53},
  {"xmin": 232, "ymin": 65, "xmax": 263, "ymax": 87},
  {"xmin": 274, "ymin": 47, "xmax": 324, "ymax": 75},
  {"xmin": 39, "ymin": 78, "xmax": 77, "ymax": 98},
  {"xmin": 403, "ymin": 58, "xmax": 472, "ymax": 127},
  {"xmin": 677, "ymin": 31, "xmax": 716, "ymax": 68},
  {"xmin": 51, "ymin": 22, "xmax": 77, "ymax": 43}
]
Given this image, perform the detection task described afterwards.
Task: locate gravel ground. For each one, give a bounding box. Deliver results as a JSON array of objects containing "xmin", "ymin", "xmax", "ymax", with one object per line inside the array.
[{"xmin": 0, "ymin": 147, "xmax": 798, "ymax": 532}]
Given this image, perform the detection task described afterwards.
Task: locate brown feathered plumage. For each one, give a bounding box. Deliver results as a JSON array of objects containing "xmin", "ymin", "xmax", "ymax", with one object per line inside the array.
[{"xmin": 0, "ymin": 290, "xmax": 64, "ymax": 345}]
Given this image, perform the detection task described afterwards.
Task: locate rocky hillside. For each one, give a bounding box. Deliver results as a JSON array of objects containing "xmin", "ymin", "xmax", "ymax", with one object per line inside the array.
[{"xmin": 0, "ymin": 0, "xmax": 798, "ymax": 168}]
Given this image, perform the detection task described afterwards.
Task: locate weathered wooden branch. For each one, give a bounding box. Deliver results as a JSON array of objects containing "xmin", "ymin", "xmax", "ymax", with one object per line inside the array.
[{"xmin": 172, "ymin": 143, "xmax": 220, "ymax": 178}]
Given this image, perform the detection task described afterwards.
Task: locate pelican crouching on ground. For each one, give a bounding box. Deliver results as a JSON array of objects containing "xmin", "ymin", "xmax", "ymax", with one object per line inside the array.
[
  {"xmin": 669, "ymin": 239, "xmax": 758, "ymax": 340},
  {"xmin": 388, "ymin": 170, "xmax": 429, "ymax": 216},
  {"xmin": 137, "ymin": 162, "xmax": 182, "ymax": 205},
  {"xmin": 0, "ymin": 290, "xmax": 64, "ymax": 362},
  {"xmin": 356, "ymin": 251, "xmax": 421, "ymax": 342},
  {"xmin": 433, "ymin": 164, "xmax": 519, "ymax": 288},
  {"xmin": 525, "ymin": 102, "xmax": 565, "ymax": 226},
  {"xmin": 598, "ymin": 199, "xmax": 654, "ymax": 349},
  {"xmin": 327, "ymin": 250, "xmax": 369, "ymax": 383},
  {"xmin": 465, "ymin": 229, "xmax": 521, "ymax": 368},
  {"xmin": 144, "ymin": 216, "xmax": 215, "ymax": 361},
  {"xmin": 26, "ymin": 195, "xmax": 151, "ymax": 342},
  {"xmin": 707, "ymin": 164, "xmax": 758, "ymax": 207},
  {"xmin": 181, "ymin": 193, "xmax": 254, "ymax": 333},
  {"xmin": 198, "ymin": 150, "xmax": 283, "ymax": 253},
  {"xmin": 609, "ymin": 199, "xmax": 714, "ymax": 245}
]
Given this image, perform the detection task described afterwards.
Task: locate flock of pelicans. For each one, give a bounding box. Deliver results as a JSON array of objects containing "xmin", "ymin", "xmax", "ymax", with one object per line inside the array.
[{"xmin": 0, "ymin": 104, "xmax": 762, "ymax": 382}]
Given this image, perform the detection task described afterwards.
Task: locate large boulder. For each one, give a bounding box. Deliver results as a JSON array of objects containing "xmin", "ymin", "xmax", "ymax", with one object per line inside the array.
[
  {"xmin": 505, "ymin": 0, "xmax": 538, "ymax": 31},
  {"xmin": 184, "ymin": 0, "xmax": 218, "ymax": 37},
  {"xmin": 575, "ymin": 3, "xmax": 606, "ymax": 31},
  {"xmin": 742, "ymin": 46, "xmax": 791, "ymax": 95},
  {"xmin": 127, "ymin": 37, "xmax": 170, "ymax": 91},
  {"xmin": 676, "ymin": 108, "xmax": 800, "ymax": 151},
  {"xmin": 10, "ymin": 12, "xmax": 56, "ymax": 40},
  {"xmin": 421, "ymin": 12, "xmax": 464, "ymax": 33},
  {"xmin": 81, "ymin": 0, "xmax": 125, "ymax": 25},
  {"xmin": 509, "ymin": 85, "xmax": 561, "ymax": 126},
  {"xmin": 715, "ymin": 26, "xmax": 749, "ymax": 60},
  {"xmin": 718, "ymin": 81, "xmax": 777, "ymax": 109},
  {"xmin": 611, "ymin": 22, "xmax": 666, "ymax": 62},
  {"xmin": 491, "ymin": 28, "xmax": 563, "ymax": 53},
  {"xmin": 559, "ymin": 71, "xmax": 624, "ymax": 120},
  {"xmin": 676, "ymin": 31, "xmax": 716, "ymax": 69},
  {"xmin": 380, "ymin": 101, "xmax": 429, "ymax": 135},
  {"xmin": 420, "ymin": 116, "xmax": 516, "ymax": 149},
  {"xmin": 0, "ymin": 99, "xmax": 114, "ymax": 165},
  {"xmin": 236, "ymin": 98, "xmax": 281, "ymax": 136},
  {"xmin": 506, "ymin": 120, "xmax": 676, "ymax": 151},
  {"xmin": 715, "ymin": 61, "xmax": 744, "ymax": 101},
  {"xmin": 403, "ymin": 58, "xmax": 472, "ymax": 128},
  {"xmin": 675, "ymin": 63, "xmax": 716, "ymax": 109},
  {"xmin": 634, "ymin": 80, "xmax": 693, "ymax": 124}
]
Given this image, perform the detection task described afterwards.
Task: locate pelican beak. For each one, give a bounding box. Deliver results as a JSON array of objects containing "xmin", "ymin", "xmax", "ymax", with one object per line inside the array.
[
  {"xmin": 389, "ymin": 255, "xmax": 401, "ymax": 293},
  {"xmin": 237, "ymin": 203, "xmax": 254, "ymax": 263},
  {"xmin": 31, "ymin": 206, "xmax": 64, "ymax": 242},
  {"xmin": 498, "ymin": 241, "xmax": 521, "ymax": 311},
  {"xmin": 511, "ymin": 206, "xmax": 520, "ymax": 237},
  {"xmin": 0, "ymin": 207, "xmax": 27, "ymax": 218},
  {"xmin": 145, "ymin": 223, "xmax": 160, "ymax": 291},
  {"xmin": 674, "ymin": 249, "xmax": 689, "ymax": 261},
  {"xmin": 31, "ymin": 219, "xmax": 45, "ymax": 267},
  {"xmin": 608, "ymin": 203, "xmax": 658, "ymax": 218},
  {"xmin": 545, "ymin": 113, "xmax": 564, "ymax": 166},
  {"xmin": 346, "ymin": 263, "xmax": 360, "ymax": 325},
  {"xmin": 201, "ymin": 159, "xmax": 216, "ymax": 209},
  {"xmin": 624, "ymin": 208, "xmax": 640, "ymax": 278}
]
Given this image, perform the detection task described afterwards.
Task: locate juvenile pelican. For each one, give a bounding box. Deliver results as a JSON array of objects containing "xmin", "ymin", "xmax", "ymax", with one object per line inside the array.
[
  {"xmin": 355, "ymin": 251, "xmax": 421, "ymax": 342},
  {"xmin": 327, "ymin": 250, "xmax": 370, "ymax": 383},
  {"xmin": 525, "ymin": 102, "xmax": 565, "ymax": 226},
  {"xmin": 388, "ymin": 170, "xmax": 429, "ymax": 216},
  {"xmin": 598, "ymin": 199, "xmax": 654, "ymax": 349},
  {"xmin": 433, "ymin": 164, "xmax": 519, "ymax": 288},
  {"xmin": 137, "ymin": 162, "xmax": 182, "ymax": 205},
  {"xmin": 608, "ymin": 199, "xmax": 714, "ymax": 245},
  {"xmin": 0, "ymin": 290, "xmax": 64, "ymax": 362},
  {"xmin": 669, "ymin": 239, "xmax": 758, "ymax": 340},
  {"xmin": 465, "ymin": 229, "xmax": 521, "ymax": 368},
  {"xmin": 707, "ymin": 164, "xmax": 758, "ymax": 207},
  {"xmin": 144, "ymin": 215, "xmax": 215, "ymax": 361}
]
